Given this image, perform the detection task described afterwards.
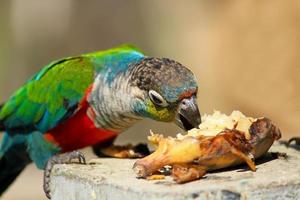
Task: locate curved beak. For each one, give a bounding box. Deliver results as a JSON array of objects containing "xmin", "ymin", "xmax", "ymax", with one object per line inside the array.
[{"xmin": 175, "ymin": 96, "xmax": 201, "ymax": 131}]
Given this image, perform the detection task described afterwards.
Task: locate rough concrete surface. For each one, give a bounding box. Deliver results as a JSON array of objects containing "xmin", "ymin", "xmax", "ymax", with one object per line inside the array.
[{"xmin": 50, "ymin": 143, "xmax": 300, "ymax": 200}]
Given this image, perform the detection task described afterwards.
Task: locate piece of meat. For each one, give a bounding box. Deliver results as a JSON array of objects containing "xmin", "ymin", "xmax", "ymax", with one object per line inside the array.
[{"xmin": 133, "ymin": 117, "xmax": 281, "ymax": 183}]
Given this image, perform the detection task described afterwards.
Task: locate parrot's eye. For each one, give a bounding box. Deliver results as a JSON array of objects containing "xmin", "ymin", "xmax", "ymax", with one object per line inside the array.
[{"xmin": 148, "ymin": 90, "xmax": 168, "ymax": 107}]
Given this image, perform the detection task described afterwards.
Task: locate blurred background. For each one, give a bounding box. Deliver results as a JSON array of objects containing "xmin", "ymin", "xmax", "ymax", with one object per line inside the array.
[{"xmin": 0, "ymin": 0, "xmax": 299, "ymax": 199}]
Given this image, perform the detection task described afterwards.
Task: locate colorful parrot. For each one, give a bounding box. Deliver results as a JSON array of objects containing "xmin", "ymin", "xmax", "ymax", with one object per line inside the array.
[{"xmin": 0, "ymin": 45, "xmax": 201, "ymax": 198}]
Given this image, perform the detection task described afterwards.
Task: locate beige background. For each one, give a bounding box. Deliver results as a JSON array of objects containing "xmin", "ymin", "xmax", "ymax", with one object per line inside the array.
[{"xmin": 0, "ymin": 1, "xmax": 299, "ymax": 199}]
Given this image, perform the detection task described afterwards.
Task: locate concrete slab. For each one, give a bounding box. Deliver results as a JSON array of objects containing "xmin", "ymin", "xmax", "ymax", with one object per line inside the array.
[{"xmin": 50, "ymin": 143, "xmax": 300, "ymax": 200}]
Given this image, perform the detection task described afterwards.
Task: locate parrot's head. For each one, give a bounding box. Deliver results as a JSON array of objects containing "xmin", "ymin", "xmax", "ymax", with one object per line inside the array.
[{"xmin": 130, "ymin": 57, "xmax": 201, "ymax": 131}]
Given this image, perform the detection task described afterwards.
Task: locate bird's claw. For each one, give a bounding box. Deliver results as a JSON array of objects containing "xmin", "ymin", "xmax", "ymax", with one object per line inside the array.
[{"xmin": 43, "ymin": 151, "xmax": 86, "ymax": 199}]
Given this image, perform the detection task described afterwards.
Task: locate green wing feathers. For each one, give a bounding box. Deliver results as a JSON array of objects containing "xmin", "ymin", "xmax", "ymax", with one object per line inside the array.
[{"xmin": 0, "ymin": 57, "xmax": 94, "ymax": 133}]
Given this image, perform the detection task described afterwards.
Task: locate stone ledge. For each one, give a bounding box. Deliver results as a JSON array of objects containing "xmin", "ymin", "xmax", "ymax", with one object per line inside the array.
[{"xmin": 50, "ymin": 143, "xmax": 300, "ymax": 200}]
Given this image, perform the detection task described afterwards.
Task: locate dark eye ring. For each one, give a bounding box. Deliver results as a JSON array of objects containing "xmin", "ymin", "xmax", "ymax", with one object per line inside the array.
[{"xmin": 148, "ymin": 90, "xmax": 168, "ymax": 107}]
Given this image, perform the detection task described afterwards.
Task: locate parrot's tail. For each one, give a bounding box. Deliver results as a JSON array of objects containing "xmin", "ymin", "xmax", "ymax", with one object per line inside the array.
[{"xmin": 0, "ymin": 134, "xmax": 31, "ymax": 196}]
